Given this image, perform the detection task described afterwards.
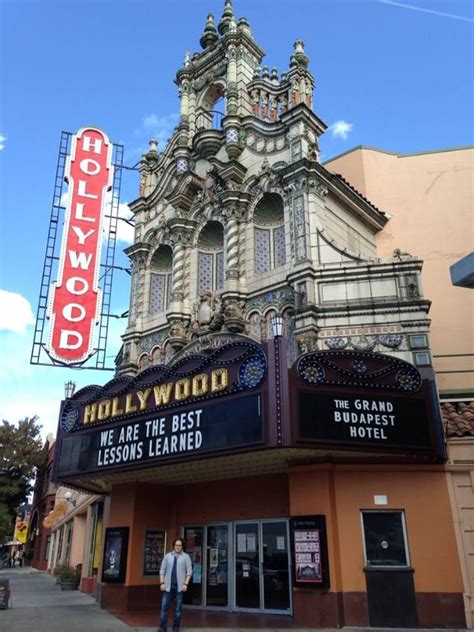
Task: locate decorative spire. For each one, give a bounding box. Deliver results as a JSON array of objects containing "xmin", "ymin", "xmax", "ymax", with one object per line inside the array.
[
  {"xmin": 200, "ymin": 13, "xmax": 219, "ymax": 49},
  {"xmin": 218, "ymin": 0, "xmax": 235, "ymax": 36},
  {"xmin": 237, "ymin": 17, "xmax": 252, "ymax": 37},
  {"xmin": 144, "ymin": 139, "xmax": 159, "ymax": 164},
  {"xmin": 292, "ymin": 39, "xmax": 309, "ymax": 68}
]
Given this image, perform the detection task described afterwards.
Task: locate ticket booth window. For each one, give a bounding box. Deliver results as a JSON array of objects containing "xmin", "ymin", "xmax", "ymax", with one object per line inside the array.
[{"xmin": 362, "ymin": 511, "xmax": 409, "ymax": 567}]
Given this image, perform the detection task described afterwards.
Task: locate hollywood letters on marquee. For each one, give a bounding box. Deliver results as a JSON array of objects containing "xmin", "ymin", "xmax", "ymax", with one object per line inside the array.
[
  {"xmin": 55, "ymin": 341, "xmax": 268, "ymax": 483},
  {"xmin": 47, "ymin": 127, "xmax": 113, "ymax": 364},
  {"xmin": 53, "ymin": 344, "xmax": 445, "ymax": 489}
]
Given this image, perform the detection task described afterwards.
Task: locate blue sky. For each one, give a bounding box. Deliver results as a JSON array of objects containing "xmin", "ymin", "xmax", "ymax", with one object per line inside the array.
[{"xmin": 0, "ymin": 0, "xmax": 473, "ymax": 437}]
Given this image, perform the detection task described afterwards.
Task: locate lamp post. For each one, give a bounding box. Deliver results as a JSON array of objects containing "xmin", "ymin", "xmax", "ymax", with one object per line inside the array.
[
  {"xmin": 64, "ymin": 491, "xmax": 77, "ymax": 507},
  {"xmin": 271, "ymin": 314, "xmax": 284, "ymax": 446},
  {"xmin": 64, "ymin": 381, "xmax": 76, "ymax": 399}
]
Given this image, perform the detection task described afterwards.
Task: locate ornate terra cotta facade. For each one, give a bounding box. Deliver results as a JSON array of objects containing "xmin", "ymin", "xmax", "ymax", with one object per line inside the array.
[
  {"xmin": 117, "ymin": 1, "xmax": 431, "ymax": 376},
  {"xmin": 53, "ymin": 2, "xmax": 466, "ymax": 628}
]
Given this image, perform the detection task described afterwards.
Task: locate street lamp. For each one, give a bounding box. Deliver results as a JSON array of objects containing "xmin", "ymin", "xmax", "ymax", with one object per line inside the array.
[
  {"xmin": 64, "ymin": 491, "xmax": 77, "ymax": 507},
  {"xmin": 270, "ymin": 313, "xmax": 284, "ymax": 446},
  {"xmin": 64, "ymin": 380, "xmax": 76, "ymax": 399},
  {"xmin": 271, "ymin": 313, "xmax": 284, "ymax": 338}
]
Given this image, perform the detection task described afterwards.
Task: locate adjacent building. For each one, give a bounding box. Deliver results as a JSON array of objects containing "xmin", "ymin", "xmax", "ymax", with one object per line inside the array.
[
  {"xmin": 29, "ymin": 434, "xmax": 56, "ymax": 571},
  {"xmin": 51, "ymin": 1, "xmax": 467, "ymax": 627},
  {"xmin": 326, "ymin": 143, "xmax": 474, "ymax": 626}
]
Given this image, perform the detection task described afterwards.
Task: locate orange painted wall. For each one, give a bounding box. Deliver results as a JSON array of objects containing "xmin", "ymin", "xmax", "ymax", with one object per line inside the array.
[
  {"xmin": 176, "ymin": 473, "xmax": 289, "ymax": 525},
  {"xmin": 107, "ymin": 474, "xmax": 289, "ymax": 586},
  {"xmin": 289, "ymin": 464, "xmax": 463, "ymax": 594},
  {"xmin": 325, "ymin": 147, "xmax": 474, "ymax": 393}
]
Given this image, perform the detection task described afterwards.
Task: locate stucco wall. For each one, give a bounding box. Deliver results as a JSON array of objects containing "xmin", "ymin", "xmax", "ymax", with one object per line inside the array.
[{"xmin": 325, "ymin": 147, "xmax": 474, "ymax": 394}]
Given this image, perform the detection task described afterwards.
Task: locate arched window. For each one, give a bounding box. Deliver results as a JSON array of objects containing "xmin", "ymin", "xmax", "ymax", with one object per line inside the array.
[
  {"xmin": 254, "ymin": 194, "xmax": 286, "ymax": 273},
  {"xmin": 197, "ymin": 221, "xmax": 224, "ymax": 294},
  {"xmin": 149, "ymin": 245, "xmax": 172, "ymax": 313}
]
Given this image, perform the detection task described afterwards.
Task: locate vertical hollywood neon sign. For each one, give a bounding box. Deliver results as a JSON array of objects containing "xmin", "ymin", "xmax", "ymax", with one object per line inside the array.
[{"xmin": 47, "ymin": 127, "xmax": 113, "ymax": 364}]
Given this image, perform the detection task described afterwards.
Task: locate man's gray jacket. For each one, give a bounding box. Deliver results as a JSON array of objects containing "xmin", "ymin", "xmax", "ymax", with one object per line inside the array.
[{"xmin": 160, "ymin": 551, "xmax": 192, "ymax": 592}]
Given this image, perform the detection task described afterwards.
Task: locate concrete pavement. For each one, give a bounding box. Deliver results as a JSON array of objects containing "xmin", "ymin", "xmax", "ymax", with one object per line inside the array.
[{"xmin": 0, "ymin": 567, "xmax": 468, "ymax": 632}]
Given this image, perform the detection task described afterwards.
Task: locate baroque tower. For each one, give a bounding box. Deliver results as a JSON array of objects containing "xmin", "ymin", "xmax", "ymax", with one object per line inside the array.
[{"xmin": 118, "ymin": 0, "xmax": 430, "ymax": 374}]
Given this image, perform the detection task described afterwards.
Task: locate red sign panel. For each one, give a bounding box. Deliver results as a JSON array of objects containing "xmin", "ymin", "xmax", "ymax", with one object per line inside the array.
[{"xmin": 47, "ymin": 127, "xmax": 113, "ymax": 364}]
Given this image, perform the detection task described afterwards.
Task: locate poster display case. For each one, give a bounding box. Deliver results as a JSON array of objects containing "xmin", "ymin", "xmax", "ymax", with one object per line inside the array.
[
  {"xmin": 142, "ymin": 528, "xmax": 166, "ymax": 577},
  {"xmin": 102, "ymin": 527, "xmax": 129, "ymax": 583},
  {"xmin": 290, "ymin": 516, "xmax": 329, "ymax": 589}
]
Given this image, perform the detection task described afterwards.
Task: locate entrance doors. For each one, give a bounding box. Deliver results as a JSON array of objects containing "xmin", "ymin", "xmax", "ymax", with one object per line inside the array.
[
  {"xmin": 183, "ymin": 524, "xmax": 230, "ymax": 608},
  {"xmin": 184, "ymin": 520, "xmax": 291, "ymax": 614},
  {"xmin": 235, "ymin": 520, "xmax": 291, "ymax": 614}
]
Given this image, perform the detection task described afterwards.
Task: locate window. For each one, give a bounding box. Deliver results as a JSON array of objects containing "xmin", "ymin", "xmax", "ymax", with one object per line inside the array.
[
  {"xmin": 149, "ymin": 245, "xmax": 172, "ymax": 313},
  {"xmin": 197, "ymin": 222, "xmax": 224, "ymax": 294},
  {"xmin": 362, "ymin": 511, "xmax": 409, "ymax": 567},
  {"xmin": 64, "ymin": 522, "xmax": 74, "ymax": 565},
  {"xmin": 254, "ymin": 194, "xmax": 286, "ymax": 273}
]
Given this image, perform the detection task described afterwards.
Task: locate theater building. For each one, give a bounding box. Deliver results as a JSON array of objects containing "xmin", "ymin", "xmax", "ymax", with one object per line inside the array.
[{"xmin": 53, "ymin": 1, "xmax": 466, "ymax": 627}]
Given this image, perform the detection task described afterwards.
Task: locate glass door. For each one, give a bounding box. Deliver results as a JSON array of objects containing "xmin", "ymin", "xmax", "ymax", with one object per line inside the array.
[
  {"xmin": 206, "ymin": 525, "xmax": 229, "ymax": 606},
  {"xmin": 184, "ymin": 524, "xmax": 230, "ymax": 609},
  {"xmin": 184, "ymin": 526, "xmax": 204, "ymax": 605},
  {"xmin": 262, "ymin": 521, "xmax": 290, "ymax": 611},
  {"xmin": 234, "ymin": 520, "xmax": 291, "ymax": 614},
  {"xmin": 235, "ymin": 522, "xmax": 260, "ymax": 609}
]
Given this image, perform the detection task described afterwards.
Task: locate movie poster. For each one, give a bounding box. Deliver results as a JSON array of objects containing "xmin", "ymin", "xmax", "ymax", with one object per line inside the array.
[
  {"xmin": 143, "ymin": 529, "xmax": 166, "ymax": 577},
  {"xmin": 290, "ymin": 516, "xmax": 329, "ymax": 589},
  {"xmin": 102, "ymin": 527, "xmax": 129, "ymax": 583}
]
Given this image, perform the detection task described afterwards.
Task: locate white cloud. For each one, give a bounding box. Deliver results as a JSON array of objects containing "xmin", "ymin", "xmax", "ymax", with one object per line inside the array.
[
  {"xmin": 329, "ymin": 120, "xmax": 353, "ymax": 140},
  {"xmin": 0, "ymin": 134, "xmax": 6, "ymax": 150},
  {"xmin": 0, "ymin": 315, "xmax": 126, "ymax": 437},
  {"xmin": 0, "ymin": 290, "xmax": 35, "ymax": 334},
  {"xmin": 139, "ymin": 112, "xmax": 180, "ymax": 148},
  {"xmin": 60, "ymin": 189, "xmax": 134, "ymax": 244},
  {"xmin": 115, "ymin": 202, "xmax": 135, "ymax": 244}
]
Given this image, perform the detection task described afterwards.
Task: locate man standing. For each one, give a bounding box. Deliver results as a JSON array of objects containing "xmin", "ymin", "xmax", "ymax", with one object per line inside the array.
[{"xmin": 158, "ymin": 538, "xmax": 192, "ymax": 632}]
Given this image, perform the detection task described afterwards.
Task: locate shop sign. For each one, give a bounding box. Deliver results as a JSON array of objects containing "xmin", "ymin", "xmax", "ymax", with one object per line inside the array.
[
  {"xmin": 291, "ymin": 350, "xmax": 443, "ymax": 457},
  {"xmin": 57, "ymin": 394, "xmax": 263, "ymax": 476},
  {"xmin": 47, "ymin": 127, "xmax": 113, "ymax": 364},
  {"xmin": 290, "ymin": 516, "xmax": 329, "ymax": 589},
  {"xmin": 55, "ymin": 341, "xmax": 268, "ymax": 480}
]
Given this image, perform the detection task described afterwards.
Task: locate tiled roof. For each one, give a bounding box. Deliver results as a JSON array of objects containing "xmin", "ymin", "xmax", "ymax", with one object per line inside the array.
[{"xmin": 442, "ymin": 401, "xmax": 474, "ymax": 437}]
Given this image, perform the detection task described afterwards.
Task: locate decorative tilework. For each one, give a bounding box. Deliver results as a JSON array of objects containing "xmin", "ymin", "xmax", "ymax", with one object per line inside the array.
[
  {"xmin": 226, "ymin": 128, "xmax": 239, "ymax": 143},
  {"xmin": 291, "ymin": 140, "xmax": 302, "ymax": 162},
  {"xmin": 255, "ymin": 228, "xmax": 270, "ymax": 273},
  {"xmin": 128, "ymin": 271, "xmax": 139, "ymax": 325},
  {"xmin": 216, "ymin": 251, "xmax": 224, "ymax": 290},
  {"xmin": 166, "ymin": 275, "xmax": 172, "ymax": 308},
  {"xmin": 149, "ymin": 274, "xmax": 166, "ymax": 313},
  {"xmin": 274, "ymin": 225, "xmax": 286, "ymax": 267},
  {"xmin": 198, "ymin": 252, "xmax": 213, "ymax": 294},
  {"xmin": 293, "ymin": 195, "xmax": 306, "ymax": 261},
  {"xmin": 176, "ymin": 158, "xmax": 188, "ymax": 173},
  {"xmin": 248, "ymin": 312, "xmax": 262, "ymax": 339}
]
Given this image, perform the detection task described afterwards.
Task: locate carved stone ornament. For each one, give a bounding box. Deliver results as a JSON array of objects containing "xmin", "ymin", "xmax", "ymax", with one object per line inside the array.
[
  {"xmin": 191, "ymin": 292, "xmax": 224, "ymax": 335},
  {"xmin": 296, "ymin": 334, "xmax": 318, "ymax": 354},
  {"xmin": 195, "ymin": 166, "xmax": 225, "ymax": 213},
  {"xmin": 249, "ymin": 160, "xmax": 283, "ymax": 199},
  {"xmin": 223, "ymin": 298, "xmax": 246, "ymax": 333},
  {"xmin": 168, "ymin": 319, "xmax": 189, "ymax": 350}
]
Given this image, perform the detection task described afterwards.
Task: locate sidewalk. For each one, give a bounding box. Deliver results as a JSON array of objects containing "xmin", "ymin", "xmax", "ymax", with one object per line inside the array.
[{"xmin": 0, "ymin": 567, "xmax": 468, "ymax": 632}]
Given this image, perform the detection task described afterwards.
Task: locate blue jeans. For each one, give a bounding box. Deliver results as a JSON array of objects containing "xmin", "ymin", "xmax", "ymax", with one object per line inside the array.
[{"xmin": 159, "ymin": 588, "xmax": 183, "ymax": 631}]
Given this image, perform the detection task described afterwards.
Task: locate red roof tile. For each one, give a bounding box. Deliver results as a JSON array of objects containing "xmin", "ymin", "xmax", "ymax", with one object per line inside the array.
[{"xmin": 442, "ymin": 401, "xmax": 474, "ymax": 437}]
